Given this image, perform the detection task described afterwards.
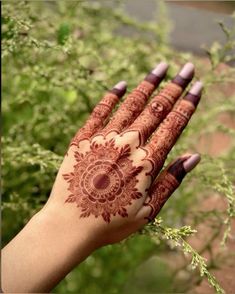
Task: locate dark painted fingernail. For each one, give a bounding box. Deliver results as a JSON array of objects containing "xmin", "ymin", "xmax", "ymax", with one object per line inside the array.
[
  {"xmin": 168, "ymin": 153, "xmax": 201, "ymax": 182},
  {"xmin": 183, "ymin": 81, "xmax": 203, "ymax": 107},
  {"xmin": 145, "ymin": 62, "xmax": 168, "ymax": 86},
  {"xmin": 111, "ymin": 81, "xmax": 127, "ymax": 98},
  {"xmin": 172, "ymin": 62, "xmax": 195, "ymax": 89}
]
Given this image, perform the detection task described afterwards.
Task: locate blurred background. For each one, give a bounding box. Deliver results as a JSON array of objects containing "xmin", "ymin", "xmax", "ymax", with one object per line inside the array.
[
  {"xmin": 2, "ymin": 1, "xmax": 235, "ymax": 293},
  {"xmin": 115, "ymin": 0, "xmax": 235, "ymax": 57}
]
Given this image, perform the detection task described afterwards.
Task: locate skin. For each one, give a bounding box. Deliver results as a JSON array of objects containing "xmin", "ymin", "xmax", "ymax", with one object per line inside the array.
[{"xmin": 1, "ymin": 62, "xmax": 202, "ymax": 293}]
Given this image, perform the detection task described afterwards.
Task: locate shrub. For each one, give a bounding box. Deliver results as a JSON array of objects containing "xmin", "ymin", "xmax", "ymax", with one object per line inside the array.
[{"xmin": 2, "ymin": 1, "xmax": 235, "ymax": 293}]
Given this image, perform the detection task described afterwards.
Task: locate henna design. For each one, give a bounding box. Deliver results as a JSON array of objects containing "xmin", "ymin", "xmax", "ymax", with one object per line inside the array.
[
  {"xmin": 122, "ymin": 63, "xmax": 196, "ymax": 146},
  {"xmin": 145, "ymin": 171, "xmax": 179, "ymax": 221},
  {"xmin": 126, "ymin": 82, "xmax": 183, "ymax": 145},
  {"xmin": 146, "ymin": 99, "xmax": 196, "ymax": 175},
  {"xmin": 63, "ymin": 134, "xmax": 150, "ymax": 223},
  {"xmin": 70, "ymin": 92, "xmax": 120, "ymax": 147},
  {"xmin": 145, "ymin": 153, "xmax": 201, "ymax": 221},
  {"xmin": 101, "ymin": 80, "xmax": 155, "ymax": 135},
  {"xmin": 62, "ymin": 64, "xmax": 202, "ymax": 224}
]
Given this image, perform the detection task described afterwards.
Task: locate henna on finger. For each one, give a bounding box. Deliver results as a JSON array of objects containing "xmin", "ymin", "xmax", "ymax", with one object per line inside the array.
[
  {"xmin": 70, "ymin": 81, "xmax": 127, "ymax": 147},
  {"xmin": 62, "ymin": 66, "xmax": 202, "ymax": 225},
  {"xmin": 101, "ymin": 62, "xmax": 168, "ymax": 136},
  {"xmin": 125, "ymin": 63, "xmax": 195, "ymax": 145},
  {"xmin": 146, "ymin": 81, "xmax": 203, "ymax": 175},
  {"xmin": 144, "ymin": 153, "xmax": 201, "ymax": 221}
]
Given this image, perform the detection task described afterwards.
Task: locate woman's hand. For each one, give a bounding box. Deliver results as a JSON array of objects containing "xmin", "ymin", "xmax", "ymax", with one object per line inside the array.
[
  {"xmin": 2, "ymin": 62, "xmax": 202, "ymax": 293},
  {"xmin": 46, "ymin": 61, "xmax": 202, "ymax": 246}
]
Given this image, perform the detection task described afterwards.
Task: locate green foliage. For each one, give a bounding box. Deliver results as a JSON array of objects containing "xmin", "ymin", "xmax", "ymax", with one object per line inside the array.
[
  {"xmin": 2, "ymin": 1, "xmax": 235, "ymax": 293},
  {"xmin": 204, "ymin": 13, "xmax": 235, "ymax": 69},
  {"xmin": 143, "ymin": 219, "xmax": 225, "ymax": 294}
]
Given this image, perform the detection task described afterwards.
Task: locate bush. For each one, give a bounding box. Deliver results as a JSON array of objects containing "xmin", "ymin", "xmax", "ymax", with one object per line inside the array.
[{"xmin": 2, "ymin": 1, "xmax": 235, "ymax": 293}]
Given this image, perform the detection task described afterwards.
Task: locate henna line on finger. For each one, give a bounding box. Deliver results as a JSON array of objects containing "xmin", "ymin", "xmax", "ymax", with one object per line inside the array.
[
  {"xmin": 101, "ymin": 63, "xmax": 168, "ymax": 135},
  {"xmin": 146, "ymin": 82, "xmax": 202, "ymax": 177},
  {"xmin": 124, "ymin": 63, "xmax": 196, "ymax": 147},
  {"xmin": 145, "ymin": 153, "xmax": 201, "ymax": 221},
  {"xmin": 70, "ymin": 82, "xmax": 126, "ymax": 147}
]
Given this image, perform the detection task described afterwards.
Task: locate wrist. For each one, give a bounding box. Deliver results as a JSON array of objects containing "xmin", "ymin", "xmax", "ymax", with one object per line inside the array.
[
  {"xmin": 34, "ymin": 206, "xmax": 97, "ymax": 263},
  {"xmin": 2, "ymin": 207, "xmax": 96, "ymax": 294}
]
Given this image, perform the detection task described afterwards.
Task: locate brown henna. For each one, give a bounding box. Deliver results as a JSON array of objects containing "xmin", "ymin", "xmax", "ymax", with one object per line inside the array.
[
  {"xmin": 145, "ymin": 153, "xmax": 201, "ymax": 221},
  {"xmin": 126, "ymin": 82, "xmax": 183, "ymax": 145},
  {"xmin": 145, "ymin": 171, "xmax": 180, "ymax": 221},
  {"xmin": 146, "ymin": 99, "xmax": 196, "ymax": 175},
  {"xmin": 70, "ymin": 92, "xmax": 119, "ymax": 147},
  {"xmin": 64, "ymin": 95, "xmax": 200, "ymax": 223},
  {"xmin": 62, "ymin": 65, "xmax": 202, "ymax": 224},
  {"xmin": 63, "ymin": 136, "xmax": 145, "ymax": 223},
  {"xmin": 101, "ymin": 80, "xmax": 155, "ymax": 135}
]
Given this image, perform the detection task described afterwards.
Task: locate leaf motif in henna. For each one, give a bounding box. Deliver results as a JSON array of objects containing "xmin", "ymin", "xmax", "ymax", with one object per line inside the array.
[
  {"xmin": 131, "ymin": 188, "xmax": 143, "ymax": 199},
  {"xmin": 118, "ymin": 207, "xmax": 128, "ymax": 217},
  {"xmin": 65, "ymin": 194, "xmax": 76, "ymax": 203},
  {"xmin": 63, "ymin": 173, "xmax": 75, "ymax": 183},
  {"xmin": 63, "ymin": 136, "xmax": 145, "ymax": 223},
  {"xmin": 74, "ymin": 151, "xmax": 84, "ymax": 162},
  {"xmin": 119, "ymin": 144, "xmax": 131, "ymax": 158}
]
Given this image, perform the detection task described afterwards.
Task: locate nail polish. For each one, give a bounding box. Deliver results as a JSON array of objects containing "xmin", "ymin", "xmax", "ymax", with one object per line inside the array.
[
  {"xmin": 184, "ymin": 81, "xmax": 203, "ymax": 107},
  {"xmin": 111, "ymin": 80, "xmax": 127, "ymax": 98},
  {"xmin": 145, "ymin": 62, "xmax": 168, "ymax": 86},
  {"xmin": 167, "ymin": 158, "xmax": 187, "ymax": 182},
  {"xmin": 178, "ymin": 62, "xmax": 195, "ymax": 80},
  {"xmin": 151, "ymin": 62, "xmax": 169, "ymax": 78},
  {"xmin": 168, "ymin": 153, "xmax": 201, "ymax": 182},
  {"xmin": 172, "ymin": 62, "xmax": 195, "ymax": 89},
  {"xmin": 189, "ymin": 81, "xmax": 203, "ymax": 95},
  {"xmin": 183, "ymin": 153, "xmax": 201, "ymax": 173},
  {"xmin": 114, "ymin": 81, "xmax": 127, "ymax": 90}
]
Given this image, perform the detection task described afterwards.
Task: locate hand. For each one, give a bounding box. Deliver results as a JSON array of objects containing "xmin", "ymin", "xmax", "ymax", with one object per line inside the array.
[
  {"xmin": 46, "ymin": 61, "xmax": 202, "ymax": 246},
  {"xmin": 2, "ymin": 62, "xmax": 203, "ymax": 293}
]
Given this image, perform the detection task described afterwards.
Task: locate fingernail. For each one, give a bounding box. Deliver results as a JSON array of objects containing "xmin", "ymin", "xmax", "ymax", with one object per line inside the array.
[
  {"xmin": 178, "ymin": 62, "xmax": 195, "ymax": 80},
  {"xmin": 151, "ymin": 62, "xmax": 169, "ymax": 78},
  {"xmin": 183, "ymin": 153, "xmax": 201, "ymax": 173},
  {"xmin": 184, "ymin": 81, "xmax": 203, "ymax": 107},
  {"xmin": 189, "ymin": 81, "xmax": 203, "ymax": 96},
  {"xmin": 113, "ymin": 80, "xmax": 127, "ymax": 90},
  {"xmin": 111, "ymin": 81, "xmax": 127, "ymax": 97},
  {"xmin": 172, "ymin": 62, "xmax": 195, "ymax": 89},
  {"xmin": 167, "ymin": 153, "xmax": 200, "ymax": 182},
  {"xmin": 145, "ymin": 62, "xmax": 168, "ymax": 86}
]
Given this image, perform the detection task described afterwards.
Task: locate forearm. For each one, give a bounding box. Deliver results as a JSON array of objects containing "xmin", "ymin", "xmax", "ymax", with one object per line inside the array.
[{"xmin": 1, "ymin": 209, "xmax": 94, "ymax": 293}]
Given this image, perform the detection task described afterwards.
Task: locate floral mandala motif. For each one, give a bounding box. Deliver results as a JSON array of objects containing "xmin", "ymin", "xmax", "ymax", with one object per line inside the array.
[{"xmin": 63, "ymin": 138, "xmax": 144, "ymax": 222}]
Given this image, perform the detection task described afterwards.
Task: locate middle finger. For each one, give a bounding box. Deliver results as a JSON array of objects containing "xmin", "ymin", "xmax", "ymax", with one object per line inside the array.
[
  {"xmin": 124, "ymin": 62, "xmax": 195, "ymax": 145},
  {"xmin": 101, "ymin": 62, "xmax": 168, "ymax": 136}
]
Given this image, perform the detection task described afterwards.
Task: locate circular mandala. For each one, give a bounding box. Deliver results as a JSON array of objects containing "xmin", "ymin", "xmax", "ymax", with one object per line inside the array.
[
  {"xmin": 63, "ymin": 138, "xmax": 143, "ymax": 222},
  {"xmin": 150, "ymin": 101, "xmax": 164, "ymax": 114},
  {"xmin": 80, "ymin": 160, "xmax": 125, "ymax": 202}
]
